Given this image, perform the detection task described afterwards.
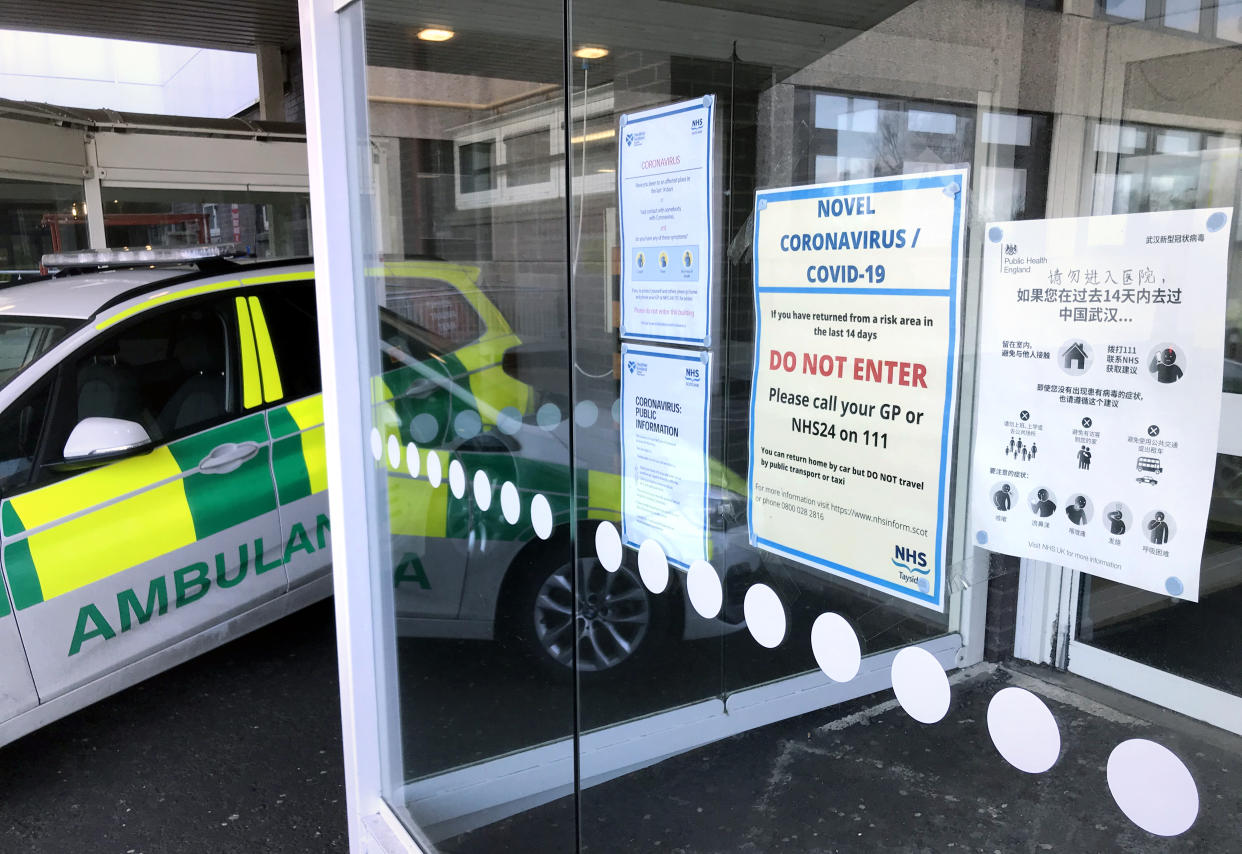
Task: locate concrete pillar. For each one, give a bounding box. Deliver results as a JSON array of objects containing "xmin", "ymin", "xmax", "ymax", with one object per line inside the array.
[{"xmin": 257, "ymin": 44, "xmax": 287, "ymax": 122}]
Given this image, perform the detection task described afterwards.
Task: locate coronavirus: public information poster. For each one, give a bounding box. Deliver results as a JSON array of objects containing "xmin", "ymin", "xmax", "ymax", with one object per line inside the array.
[{"xmin": 747, "ymin": 170, "xmax": 967, "ymax": 612}]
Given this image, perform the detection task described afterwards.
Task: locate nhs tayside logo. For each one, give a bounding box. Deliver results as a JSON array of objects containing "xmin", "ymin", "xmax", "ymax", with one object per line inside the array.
[
  {"xmin": 684, "ymin": 366, "xmax": 702, "ymax": 388},
  {"xmin": 891, "ymin": 544, "xmax": 929, "ymax": 573},
  {"xmin": 690, "ymin": 117, "xmax": 704, "ymax": 133}
]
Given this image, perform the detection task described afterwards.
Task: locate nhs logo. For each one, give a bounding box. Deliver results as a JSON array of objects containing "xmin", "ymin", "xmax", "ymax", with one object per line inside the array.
[
  {"xmin": 690, "ymin": 117, "xmax": 704, "ymax": 132},
  {"xmin": 891, "ymin": 545, "xmax": 928, "ymax": 573},
  {"xmin": 684, "ymin": 366, "xmax": 702, "ymax": 387}
]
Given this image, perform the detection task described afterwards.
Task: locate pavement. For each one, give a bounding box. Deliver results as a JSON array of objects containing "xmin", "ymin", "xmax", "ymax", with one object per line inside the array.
[
  {"xmin": 0, "ymin": 600, "xmax": 348, "ymax": 854},
  {"xmin": 5, "ymin": 597, "xmax": 1241, "ymax": 854},
  {"xmin": 455, "ymin": 662, "xmax": 1242, "ymax": 853}
]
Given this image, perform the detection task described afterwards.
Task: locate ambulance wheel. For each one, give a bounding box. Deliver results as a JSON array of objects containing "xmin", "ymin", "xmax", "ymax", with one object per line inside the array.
[{"xmin": 505, "ymin": 544, "xmax": 675, "ymax": 680}]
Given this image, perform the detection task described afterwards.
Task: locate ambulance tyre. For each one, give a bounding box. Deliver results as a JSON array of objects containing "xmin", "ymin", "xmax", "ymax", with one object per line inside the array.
[{"xmin": 503, "ymin": 536, "xmax": 677, "ymax": 681}]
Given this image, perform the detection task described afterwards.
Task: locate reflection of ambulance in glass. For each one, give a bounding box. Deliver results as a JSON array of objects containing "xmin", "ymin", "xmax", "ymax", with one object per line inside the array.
[{"xmin": 1136, "ymin": 456, "xmax": 1163, "ymax": 475}]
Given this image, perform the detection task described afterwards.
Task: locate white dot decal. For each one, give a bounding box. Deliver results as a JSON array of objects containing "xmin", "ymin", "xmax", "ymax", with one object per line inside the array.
[
  {"xmin": 891, "ymin": 646, "xmax": 950, "ymax": 724},
  {"xmin": 574, "ymin": 400, "xmax": 598, "ymax": 427},
  {"xmin": 531, "ymin": 494, "xmax": 553, "ymax": 540},
  {"xmin": 500, "ymin": 481, "xmax": 520, "ymax": 524},
  {"xmin": 810, "ymin": 613, "xmax": 861, "ymax": 683},
  {"xmin": 986, "ymin": 687, "xmax": 1060, "ymax": 773},
  {"xmin": 411, "ymin": 413, "xmax": 438, "ymax": 444},
  {"xmin": 743, "ymin": 584, "xmax": 786, "ymax": 648},
  {"xmin": 497, "ymin": 406, "xmax": 523, "ymax": 435},
  {"xmin": 536, "ymin": 402, "xmax": 561, "ymax": 430},
  {"xmin": 637, "ymin": 539, "xmax": 668, "ymax": 594},
  {"xmin": 686, "ymin": 560, "xmax": 722, "ymax": 619},
  {"xmin": 448, "ymin": 460, "xmax": 466, "ymax": 498},
  {"xmin": 426, "ymin": 453, "xmax": 442, "ymax": 488},
  {"xmin": 595, "ymin": 521, "xmax": 622, "ymax": 572},
  {"xmin": 454, "ymin": 409, "xmax": 482, "ymax": 440},
  {"xmin": 473, "ymin": 470, "xmax": 492, "ymax": 511},
  {"xmin": 1107, "ymin": 739, "xmax": 1198, "ymax": 836},
  {"xmin": 405, "ymin": 443, "xmax": 420, "ymax": 478},
  {"xmin": 386, "ymin": 434, "xmax": 401, "ymax": 470},
  {"xmin": 369, "ymin": 427, "xmax": 382, "ymax": 461}
]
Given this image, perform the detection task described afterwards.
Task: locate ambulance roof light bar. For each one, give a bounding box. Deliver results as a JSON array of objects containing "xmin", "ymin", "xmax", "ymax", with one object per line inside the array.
[{"xmin": 41, "ymin": 244, "xmax": 241, "ymax": 271}]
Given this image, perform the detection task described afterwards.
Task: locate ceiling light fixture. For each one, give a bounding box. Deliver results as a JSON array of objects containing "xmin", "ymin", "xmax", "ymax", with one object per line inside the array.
[
  {"xmin": 574, "ymin": 46, "xmax": 609, "ymax": 60},
  {"xmin": 417, "ymin": 27, "xmax": 455, "ymax": 42}
]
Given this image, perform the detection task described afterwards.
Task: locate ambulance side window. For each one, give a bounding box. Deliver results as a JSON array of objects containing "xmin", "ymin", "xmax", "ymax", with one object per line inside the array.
[
  {"xmin": 0, "ymin": 379, "xmax": 53, "ymax": 496},
  {"xmin": 256, "ymin": 282, "xmax": 322, "ymax": 401},
  {"xmin": 42, "ymin": 298, "xmax": 236, "ymax": 464}
]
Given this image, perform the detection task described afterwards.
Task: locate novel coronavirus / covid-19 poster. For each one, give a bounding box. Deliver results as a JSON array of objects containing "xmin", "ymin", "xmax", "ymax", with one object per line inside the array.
[{"xmin": 747, "ymin": 169, "xmax": 967, "ymax": 612}]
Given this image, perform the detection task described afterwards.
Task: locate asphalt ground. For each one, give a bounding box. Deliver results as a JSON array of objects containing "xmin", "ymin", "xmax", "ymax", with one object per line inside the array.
[
  {"xmin": 455, "ymin": 663, "xmax": 1242, "ymax": 853},
  {"xmin": 0, "ymin": 599, "xmax": 348, "ymax": 854},
  {"xmin": 6, "ymin": 596, "xmax": 1241, "ymax": 854}
]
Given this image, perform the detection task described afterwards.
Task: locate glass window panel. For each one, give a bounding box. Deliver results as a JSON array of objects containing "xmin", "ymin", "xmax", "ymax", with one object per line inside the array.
[
  {"xmin": 1163, "ymin": 0, "xmax": 1201, "ymax": 31},
  {"xmin": 458, "ymin": 140, "xmax": 496, "ymax": 194},
  {"xmin": 907, "ymin": 108, "xmax": 959, "ymax": 135},
  {"xmin": 1220, "ymin": 0, "xmax": 1242, "ymax": 41},
  {"xmin": 1105, "ymin": 0, "xmax": 1146, "ymax": 19},
  {"xmin": 0, "ymin": 178, "xmax": 85, "ymax": 283},
  {"xmin": 349, "ymin": 1, "xmax": 575, "ymax": 850},
  {"xmin": 982, "ymin": 111, "xmax": 1033, "ymax": 146},
  {"xmin": 102, "ymin": 187, "xmax": 311, "ymax": 258},
  {"xmin": 504, "ymin": 128, "xmax": 551, "ymax": 187}
]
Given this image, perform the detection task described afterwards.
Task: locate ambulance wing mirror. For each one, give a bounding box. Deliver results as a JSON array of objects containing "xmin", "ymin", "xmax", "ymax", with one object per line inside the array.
[{"xmin": 59, "ymin": 417, "xmax": 153, "ymax": 468}]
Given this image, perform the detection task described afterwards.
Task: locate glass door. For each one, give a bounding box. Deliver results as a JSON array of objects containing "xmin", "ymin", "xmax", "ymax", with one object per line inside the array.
[
  {"xmin": 1057, "ymin": 35, "xmax": 1242, "ymax": 735},
  {"xmin": 305, "ymin": 0, "xmax": 1242, "ymax": 850}
]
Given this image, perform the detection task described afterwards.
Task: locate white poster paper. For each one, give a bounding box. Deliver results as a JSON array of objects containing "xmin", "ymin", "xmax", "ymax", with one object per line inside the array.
[
  {"xmin": 748, "ymin": 169, "xmax": 967, "ymax": 612},
  {"xmin": 621, "ymin": 344, "xmax": 711, "ymax": 566},
  {"xmin": 970, "ymin": 208, "xmax": 1233, "ymax": 601},
  {"xmin": 619, "ymin": 96, "xmax": 714, "ymax": 346}
]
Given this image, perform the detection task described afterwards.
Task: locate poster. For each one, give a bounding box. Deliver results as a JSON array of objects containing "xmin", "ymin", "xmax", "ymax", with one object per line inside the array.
[
  {"xmin": 970, "ymin": 209, "xmax": 1233, "ymax": 601},
  {"xmin": 618, "ymin": 96, "xmax": 714, "ymax": 346},
  {"xmin": 747, "ymin": 169, "xmax": 967, "ymax": 611},
  {"xmin": 621, "ymin": 343, "xmax": 711, "ymax": 567}
]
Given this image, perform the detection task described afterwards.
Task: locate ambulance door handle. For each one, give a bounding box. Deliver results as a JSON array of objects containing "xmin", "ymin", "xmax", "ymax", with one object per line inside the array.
[{"xmin": 198, "ymin": 442, "xmax": 260, "ymax": 475}]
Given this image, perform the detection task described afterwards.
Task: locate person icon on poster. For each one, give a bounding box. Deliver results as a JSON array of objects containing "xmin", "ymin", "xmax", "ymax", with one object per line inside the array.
[
  {"xmin": 1150, "ymin": 348, "xmax": 1184, "ymax": 384},
  {"xmin": 1031, "ymin": 443, "xmax": 1038, "ymax": 460},
  {"xmin": 1031, "ymin": 489, "xmax": 1056, "ymax": 517},
  {"xmin": 1066, "ymin": 495, "xmax": 1088, "ymax": 525},
  {"xmin": 1148, "ymin": 511, "xmax": 1171, "ymax": 544},
  {"xmin": 1077, "ymin": 445, "xmax": 1092, "ymax": 469},
  {"xmin": 1107, "ymin": 508, "xmax": 1127, "ymax": 535},
  {"xmin": 993, "ymin": 484, "xmax": 1013, "ymax": 511}
]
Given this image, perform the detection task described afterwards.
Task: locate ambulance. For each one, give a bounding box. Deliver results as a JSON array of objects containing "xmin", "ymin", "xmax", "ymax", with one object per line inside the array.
[{"xmin": 0, "ymin": 246, "xmax": 754, "ymax": 747}]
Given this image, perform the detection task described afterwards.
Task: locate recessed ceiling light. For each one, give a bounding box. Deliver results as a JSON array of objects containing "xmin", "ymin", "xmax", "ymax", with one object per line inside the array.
[
  {"xmin": 574, "ymin": 46, "xmax": 609, "ymax": 60},
  {"xmin": 417, "ymin": 28, "xmax": 455, "ymax": 42}
]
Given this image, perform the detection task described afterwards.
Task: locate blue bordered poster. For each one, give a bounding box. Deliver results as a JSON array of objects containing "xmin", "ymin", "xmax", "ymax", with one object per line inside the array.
[
  {"xmin": 746, "ymin": 169, "xmax": 967, "ymax": 611},
  {"xmin": 620, "ymin": 343, "xmax": 711, "ymax": 567},
  {"xmin": 618, "ymin": 96, "xmax": 714, "ymax": 346}
]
